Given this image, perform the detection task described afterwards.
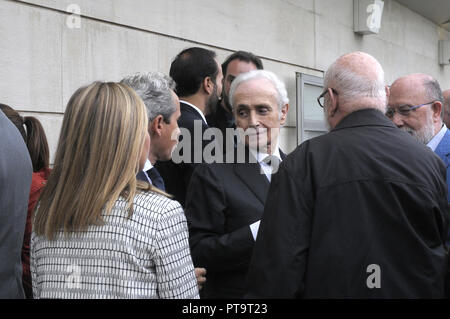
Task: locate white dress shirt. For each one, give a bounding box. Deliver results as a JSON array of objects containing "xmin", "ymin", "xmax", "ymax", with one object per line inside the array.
[
  {"xmin": 140, "ymin": 159, "xmax": 153, "ymax": 185},
  {"xmin": 248, "ymin": 144, "xmax": 282, "ymax": 241}
]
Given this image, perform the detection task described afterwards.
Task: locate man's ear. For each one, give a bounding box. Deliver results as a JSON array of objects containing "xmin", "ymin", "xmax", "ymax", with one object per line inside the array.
[
  {"xmin": 328, "ymin": 88, "xmax": 339, "ymax": 117},
  {"xmin": 150, "ymin": 115, "xmax": 164, "ymax": 137},
  {"xmin": 432, "ymin": 101, "xmax": 443, "ymax": 122},
  {"xmin": 280, "ymin": 103, "xmax": 289, "ymax": 125},
  {"xmin": 203, "ymin": 77, "xmax": 214, "ymax": 95}
]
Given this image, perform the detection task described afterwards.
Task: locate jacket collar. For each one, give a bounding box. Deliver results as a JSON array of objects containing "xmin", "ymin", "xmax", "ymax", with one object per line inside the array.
[
  {"xmin": 232, "ymin": 144, "xmax": 286, "ymax": 204},
  {"xmin": 332, "ymin": 108, "xmax": 396, "ymax": 132},
  {"xmin": 180, "ymin": 100, "xmax": 207, "ymax": 124}
]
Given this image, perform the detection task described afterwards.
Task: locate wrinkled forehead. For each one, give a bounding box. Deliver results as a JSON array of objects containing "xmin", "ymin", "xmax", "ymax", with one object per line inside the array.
[
  {"xmin": 234, "ymin": 77, "xmax": 277, "ymax": 95},
  {"xmin": 233, "ymin": 78, "xmax": 278, "ymax": 103}
]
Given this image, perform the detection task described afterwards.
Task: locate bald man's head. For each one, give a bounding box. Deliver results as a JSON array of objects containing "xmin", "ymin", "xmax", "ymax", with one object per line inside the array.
[
  {"xmin": 387, "ymin": 73, "xmax": 444, "ymax": 144},
  {"xmin": 322, "ymin": 51, "xmax": 387, "ymax": 129}
]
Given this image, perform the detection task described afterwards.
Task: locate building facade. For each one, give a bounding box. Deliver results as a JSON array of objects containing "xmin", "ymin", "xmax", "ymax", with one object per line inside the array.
[{"xmin": 1, "ymin": 0, "xmax": 449, "ymax": 158}]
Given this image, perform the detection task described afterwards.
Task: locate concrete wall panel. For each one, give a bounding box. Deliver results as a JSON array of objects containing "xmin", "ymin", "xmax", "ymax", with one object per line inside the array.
[
  {"xmin": 3, "ymin": 0, "xmax": 450, "ymax": 159},
  {"xmin": 0, "ymin": 0, "xmax": 63, "ymax": 112}
]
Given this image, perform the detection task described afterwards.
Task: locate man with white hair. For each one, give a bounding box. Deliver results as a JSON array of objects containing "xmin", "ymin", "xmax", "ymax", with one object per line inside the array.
[
  {"xmin": 184, "ymin": 70, "xmax": 289, "ymax": 298},
  {"xmin": 246, "ymin": 52, "xmax": 449, "ymax": 298}
]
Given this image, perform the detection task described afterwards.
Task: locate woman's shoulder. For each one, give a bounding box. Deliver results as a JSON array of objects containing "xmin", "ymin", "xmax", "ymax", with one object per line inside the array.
[{"xmin": 133, "ymin": 190, "xmax": 183, "ymax": 217}]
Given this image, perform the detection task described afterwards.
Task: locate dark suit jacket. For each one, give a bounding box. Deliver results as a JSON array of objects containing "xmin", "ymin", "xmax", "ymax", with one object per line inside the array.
[
  {"xmin": 206, "ymin": 103, "xmax": 237, "ymax": 154},
  {"xmin": 156, "ymin": 102, "xmax": 213, "ymax": 207},
  {"xmin": 246, "ymin": 109, "xmax": 449, "ymax": 298},
  {"xmin": 0, "ymin": 110, "xmax": 32, "ymax": 299},
  {"xmin": 185, "ymin": 147, "xmax": 286, "ymax": 298}
]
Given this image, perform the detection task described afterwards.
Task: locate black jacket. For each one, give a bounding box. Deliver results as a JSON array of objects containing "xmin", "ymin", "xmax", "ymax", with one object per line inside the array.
[
  {"xmin": 246, "ymin": 109, "xmax": 449, "ymax": 298},
  {"xmin": 206, "ymin": 102, "xmax": 235, "ymax": 137}
]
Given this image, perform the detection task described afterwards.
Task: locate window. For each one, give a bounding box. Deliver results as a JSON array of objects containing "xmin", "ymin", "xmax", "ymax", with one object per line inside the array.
[{"xmin": 296, "ymin": 73, "xmax": 327, "ymax": 144}]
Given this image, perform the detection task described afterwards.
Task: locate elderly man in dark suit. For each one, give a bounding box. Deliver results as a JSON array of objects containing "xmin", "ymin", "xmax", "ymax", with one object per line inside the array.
[
  {"xmin": 246, "ymin": 52, "xmax": 449, "ymax": 298},
  {"xmin": 185, "ymin": 70, "xmax": 289, "ymax": 298},
  {"xmin": 0, "ymin": 109, "xmax": 32, "ymax": 298}
]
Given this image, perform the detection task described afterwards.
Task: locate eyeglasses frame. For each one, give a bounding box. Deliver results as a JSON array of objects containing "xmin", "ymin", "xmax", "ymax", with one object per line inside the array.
[{"xmin": 317, "ymin": 88, "xmax": 339, "ymax": 108}]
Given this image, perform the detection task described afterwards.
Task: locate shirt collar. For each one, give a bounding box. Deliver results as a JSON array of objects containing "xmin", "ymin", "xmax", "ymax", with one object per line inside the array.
[
  {"xmin": 179, "ymin": 100, "xmax": 208, "ymax": 125},
  {"xmin": 427, "ymin": 124, "xmax": 447, "ymax": 152},
  {"xmin": 248, "ymin": 141, "xmax": 282, "ymax": 164},
  {"xmin": 143, "ymin": 159, "xmax": 153, "ymax": 172}
]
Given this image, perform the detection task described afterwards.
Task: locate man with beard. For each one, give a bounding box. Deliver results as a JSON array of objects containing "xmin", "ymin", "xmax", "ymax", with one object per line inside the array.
[
  {"xmin": 387, "ymin": 74, "xmax": 448, "ymax": 199},
  {"xmin": 246, "ymin": 52, "xmax": 449, "ymax": 298},
  {"xmin": 387, "ymin": 73, "xmax": 450, "ymax": 243},
  {"xmin": 155, "ymin": 47, "xmax": 223, "ymax": 207}
]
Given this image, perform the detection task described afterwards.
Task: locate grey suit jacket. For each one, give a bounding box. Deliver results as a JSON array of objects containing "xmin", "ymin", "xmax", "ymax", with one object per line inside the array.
[{"xmin": 0, "ymin": 110, "xmax": 32, "ymax": 298}]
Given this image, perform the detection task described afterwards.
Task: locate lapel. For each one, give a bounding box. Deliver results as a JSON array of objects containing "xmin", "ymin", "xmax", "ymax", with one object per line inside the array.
[
  {"xmin": 234, "ymin": 161, "xmax": 270, "ymax": 205},
  {"xmin": 434, "ymin": 129, "xmax": 450, "ymax": 166},
  {"xmin": 232, "ymin": 145, "xmax": 286, "ymax": 205}
]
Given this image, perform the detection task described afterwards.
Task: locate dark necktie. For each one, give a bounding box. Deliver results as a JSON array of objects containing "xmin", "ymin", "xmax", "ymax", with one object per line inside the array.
[{"xmin": 147, "ymin": 167, "xmax": 165, "ymax": 191}]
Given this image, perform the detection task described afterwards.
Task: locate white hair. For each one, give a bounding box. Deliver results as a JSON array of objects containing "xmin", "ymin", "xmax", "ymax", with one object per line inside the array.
[
  {"xmin": 229, "ymin": 70, "xmax": 289, "ymax": 111},
  {"xmin": 324, "ymin": 58, "xmax": 386, "ymax": 111}
]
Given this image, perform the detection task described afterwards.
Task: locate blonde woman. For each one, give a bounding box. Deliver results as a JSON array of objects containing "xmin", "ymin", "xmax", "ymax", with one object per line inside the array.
[{"xmin": 30, "ymin": 82, "xmax": 199, "ymax": 299}]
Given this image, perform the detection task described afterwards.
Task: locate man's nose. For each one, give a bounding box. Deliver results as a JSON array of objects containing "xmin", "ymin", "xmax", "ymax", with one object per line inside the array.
[{"xmin": 248, "ymin": 111, "xmax": 260, "ymax": 128}]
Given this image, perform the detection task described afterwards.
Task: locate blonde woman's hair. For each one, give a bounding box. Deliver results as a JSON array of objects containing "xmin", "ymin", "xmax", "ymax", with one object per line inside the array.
[{"xmin": 34, "ymin": 81, "xmax": 155, "ymax": 240}]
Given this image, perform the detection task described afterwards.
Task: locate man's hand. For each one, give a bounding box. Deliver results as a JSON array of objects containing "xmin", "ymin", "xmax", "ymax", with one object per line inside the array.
[{"xmin": 195, "ymin": 267, "xmax": 207, "ymax": 290}]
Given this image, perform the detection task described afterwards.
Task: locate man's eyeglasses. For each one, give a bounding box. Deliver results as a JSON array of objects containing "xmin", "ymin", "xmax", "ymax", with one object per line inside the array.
[
  {"xmin": 317, "ymin": 88, "xmax": 339, "ymax": 108},
  {"xmin": 385, "ymin": 101, "xmax": 435, "ymax": 118}
]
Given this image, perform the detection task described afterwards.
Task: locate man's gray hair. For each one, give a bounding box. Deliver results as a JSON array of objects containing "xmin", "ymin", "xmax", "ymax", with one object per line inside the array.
[
  {"xmin": 229, "ymin": 70, "xmax": 289, "ymax": 111},
  {"xmin": 423, "ymin": 78, "xmax": 443, "ymax": 103},
  {"xmin": 121, "ymin": 72, "xmax": 176, "ymax": 123},
  {"xmin": 423, "ymin": 78, "xmax": 444, "ymax": 120},
  {"xmin": 324, "ymin": 58, "xmax": 386, "ymax": 110}
]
